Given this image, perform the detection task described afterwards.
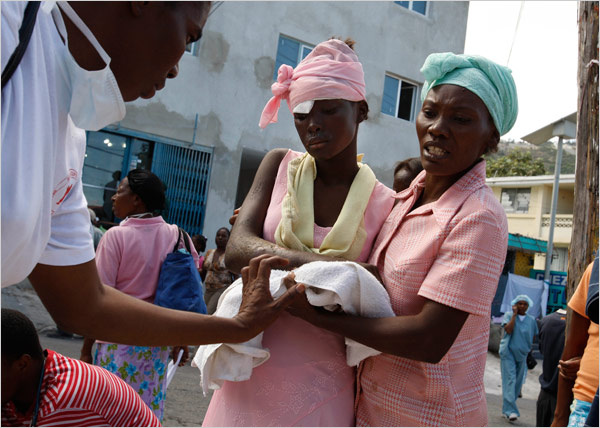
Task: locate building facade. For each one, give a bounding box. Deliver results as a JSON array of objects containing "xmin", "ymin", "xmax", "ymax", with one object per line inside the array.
[
  {"xmin": 82, "ymin": 1, "xmax": 470, "ymax": 240},
  {"xmin": 487, "ymin": 174, "xmax": 575, "ymax": 273}
]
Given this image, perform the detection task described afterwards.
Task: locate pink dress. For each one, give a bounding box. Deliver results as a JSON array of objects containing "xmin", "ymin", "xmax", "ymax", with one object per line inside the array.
[{"xmin": 202, "ymin": 150, "xmax": 394, "ymax": 427}]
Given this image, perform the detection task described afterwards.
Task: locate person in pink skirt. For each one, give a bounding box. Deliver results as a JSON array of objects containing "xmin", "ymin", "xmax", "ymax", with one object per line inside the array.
[
  {"xmin": 79, "ymin": 169, "xmax": 199, "ymax": 422},
  {"xmin": 283, "ymin": 52, "xmax": 518, "ymax": 426},
  {"xmin": 202, "ymin": 38, "xmax": 395, "ymax": 427}
]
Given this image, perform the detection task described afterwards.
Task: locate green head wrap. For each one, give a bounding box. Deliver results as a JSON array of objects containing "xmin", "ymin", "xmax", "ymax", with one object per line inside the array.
[{"xmin": 420, "ymin": 52, "xmax": 518, "ymax": 136}]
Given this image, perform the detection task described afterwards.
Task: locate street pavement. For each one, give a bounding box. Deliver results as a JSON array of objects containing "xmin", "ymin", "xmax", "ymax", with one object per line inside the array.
[{"xmin": 3, "ymin": 279, "xmax": 541, "ymax": 427}]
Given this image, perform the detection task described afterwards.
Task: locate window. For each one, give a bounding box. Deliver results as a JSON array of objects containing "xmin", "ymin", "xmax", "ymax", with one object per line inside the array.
[
  {"xmin": 394, "ymin": 1, "xmax": 427, "ymax": 15},
  {"xmin": 273, "ymin": 35, "xmax": 314, "ymax": 80},
  {"xmin": 83, "ymin": 132, "xmax": 155, "ymax": 220},
  {"xmin": 501, "ymin": 188, "xmax": 531, "ymax": 213},
  {"xmin": 82, "ymin": 131, "xmax": 128, "ymax": 210},
  {"xmin": 185, "ymin": 41, "xmax": 198, "ymax": 55},
  {"xmin": 152, "ymin": 143, "xmax": 213, "ymax": 236},
  {"xmin": 381, "ymin": 75, "xmax": 420, "ymax": 122},
  {"xmin": 83, "ymin": 129, "xmax": 213, "ymax": 235}
]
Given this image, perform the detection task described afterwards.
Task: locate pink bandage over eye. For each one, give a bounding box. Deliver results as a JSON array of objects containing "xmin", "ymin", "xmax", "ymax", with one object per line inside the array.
[{"xmin": 258, "ymin": 39, "xmax": 366, "ymax": 129}]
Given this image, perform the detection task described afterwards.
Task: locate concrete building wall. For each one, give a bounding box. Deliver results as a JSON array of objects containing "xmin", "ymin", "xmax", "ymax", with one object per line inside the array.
[
  {"xmin": 540, "ymin": 185, "xmax": 553, "ymax": 214},
  {"xmin": 118, "ymin": 1, "xmax": 469, "ymax": 241},
  {"xmin": 557, "ymin": 188, "xmax": 575, "ymax": 214}
]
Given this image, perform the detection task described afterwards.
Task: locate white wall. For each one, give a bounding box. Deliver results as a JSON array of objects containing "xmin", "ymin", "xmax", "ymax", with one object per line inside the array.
[{"xmin": 119, "ymin": 1, "xmax": 469, "ymax": 242}]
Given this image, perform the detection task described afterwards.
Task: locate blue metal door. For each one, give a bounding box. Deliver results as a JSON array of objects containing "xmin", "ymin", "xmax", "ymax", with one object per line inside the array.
[{"xmin": 151, "ymin": 143, "xmax": 213, "ymax": 236}]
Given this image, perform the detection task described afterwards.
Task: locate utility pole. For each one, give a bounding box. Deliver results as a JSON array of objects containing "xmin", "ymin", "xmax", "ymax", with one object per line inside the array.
[{"xmin": 566, "ymin": 2, "xmax": 599, "ymax": 301}]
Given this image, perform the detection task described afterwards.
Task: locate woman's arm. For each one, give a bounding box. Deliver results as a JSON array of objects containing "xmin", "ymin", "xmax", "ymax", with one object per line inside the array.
[
  {"xmin": 551, "ymin": 309, "xmax": 590, "ymax": 426},
  {"xmin": 202, "ymin": 249, "xmax": 212, "ymax": 272},
  {"xmin": 29, "ymin": 255, "xmax": 303, "ymax": 346},
  {"xmin": 283, "ymin": 284, "xmax": 468, "ymax": 364},
  {"xmin": 225, "ymin": 148, "xmax": 344, "ymax": 273},
  {"xmin": 282, "ymin": 207, "xmax": 504, "ymax": 363},
  {"xmin": 80, "ymin": 337, "xmax": 95, "ymax": 363}
]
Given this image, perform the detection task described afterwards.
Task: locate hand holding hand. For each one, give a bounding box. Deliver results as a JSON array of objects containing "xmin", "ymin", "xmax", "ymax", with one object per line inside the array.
[
  {"xmin": 558, "ymin": 356, "xmax": 582, "ymax": 381},
  {"xmin": 281, "ymin": 272, "xmax": 321, "ymax": 323},
  {"xmin": 234, "ymin": 255, "xmax": 305, "ymax": 338}
]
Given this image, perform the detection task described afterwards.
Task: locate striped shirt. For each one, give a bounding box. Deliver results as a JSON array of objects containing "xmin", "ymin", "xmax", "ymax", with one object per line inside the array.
[
  {"xmin": 1, "ymin": 349, "xmax": 160, "ymax": 427},
  {"xmin": 357, "ymin": 160, "xmax": 508, "ymax": 426}
]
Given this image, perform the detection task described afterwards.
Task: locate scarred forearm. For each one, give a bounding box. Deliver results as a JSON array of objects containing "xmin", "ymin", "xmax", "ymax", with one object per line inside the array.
[
  {"xmin": 225, "ymin": 233, "xmax": 341, "ymax": 274},
  {"xmin": 224, "ymin": 148, "xmax": 344, "ymax": 273}
]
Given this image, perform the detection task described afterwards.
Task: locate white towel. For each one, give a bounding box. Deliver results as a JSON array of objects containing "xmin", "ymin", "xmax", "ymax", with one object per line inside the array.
[
  {"xmin": 192, "ymin": 261, "xmax": 395, "ymax": 395},
  {"xmin": 165, "ymin": 348, "xmax": 184, "ymax": 389}
]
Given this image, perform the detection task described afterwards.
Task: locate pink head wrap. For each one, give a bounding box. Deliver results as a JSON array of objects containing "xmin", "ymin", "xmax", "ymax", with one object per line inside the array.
[{"xmin": 258, "ymin": 39, "xmax": 366, "ymax": 129}]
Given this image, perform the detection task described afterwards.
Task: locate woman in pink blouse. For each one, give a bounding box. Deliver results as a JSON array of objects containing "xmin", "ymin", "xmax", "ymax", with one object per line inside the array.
[
  {"xmin": 79, "ymin": 169, "xmax": 199, "ymax": 422},
  {"xmin": 283, "ymin": 52, "xmax": 518, "ymax": 426}
]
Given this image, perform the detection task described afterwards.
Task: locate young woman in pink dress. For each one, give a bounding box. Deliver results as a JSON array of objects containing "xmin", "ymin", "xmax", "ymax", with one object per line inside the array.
[{"xmin": 201, "ymin": 38, "xmax": 395, "ymax": 427}]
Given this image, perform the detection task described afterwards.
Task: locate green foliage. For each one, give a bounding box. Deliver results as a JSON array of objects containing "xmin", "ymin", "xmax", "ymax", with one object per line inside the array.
[
  {"xmin": 537, "ymin": 141, "xmax": 577, "ymax": 174},
  {"xmin": 485, "ymin": 149, "xmax": 547, "ymax": 177},
  {"xmin": 485, "ymin": 138, "xmax": 577, "ymax": 177}
]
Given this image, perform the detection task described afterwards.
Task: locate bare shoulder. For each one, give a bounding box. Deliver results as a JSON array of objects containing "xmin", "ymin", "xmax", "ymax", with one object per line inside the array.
[{"xmin": 260, "ymin": 148, "xmax": 290, "ymax": 169}]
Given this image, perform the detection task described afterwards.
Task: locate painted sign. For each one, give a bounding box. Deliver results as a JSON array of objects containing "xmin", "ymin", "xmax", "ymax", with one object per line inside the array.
[{"xmin": 530, "ymin": 269, "xmax": 567, "ymax": 314}]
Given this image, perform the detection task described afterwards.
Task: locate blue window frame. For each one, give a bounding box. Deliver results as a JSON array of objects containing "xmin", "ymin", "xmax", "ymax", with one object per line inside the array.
[
  {"xmin": 394, "ymin": 1, "xmax": 427, "ymax": 15},
  {"xmin": 83, "ymin": 128, "xmax": 213, "ymax": 235},
  {"xmin": 152, "ymin": 143, "xmax": 212, "ymax": 236},
  {"xmin": 381, "ymin": 75, "xmax": 420, "ymax": 122},
  {"xmin": 273, "ymin": 35, "xmax": 314, "ymax": 80},
  {"xmin": 185, "ymin": 41, "xmax": 198, "ymax": 56}
]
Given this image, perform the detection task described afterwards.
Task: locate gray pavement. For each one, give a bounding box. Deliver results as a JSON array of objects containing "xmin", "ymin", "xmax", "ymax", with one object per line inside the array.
[{"xmin": 3, "ymin": 279, "xmax": 542, "ymax": 427}]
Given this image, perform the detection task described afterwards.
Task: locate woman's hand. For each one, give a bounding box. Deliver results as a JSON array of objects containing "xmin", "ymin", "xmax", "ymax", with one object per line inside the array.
[
  {"xmin": 171, "ymin": 345, "xmax": 189, "ymax": 366},
  {"xmin": 234, "ymin": 255, "xmax": 305, "ymax": 338},
  {"xmin": 281, "ymin": 273, "xmax": 321, "ymax": 324},
  {"xmin": 229, "ymin": 208, "xmax": 240, "ymax": 226}
]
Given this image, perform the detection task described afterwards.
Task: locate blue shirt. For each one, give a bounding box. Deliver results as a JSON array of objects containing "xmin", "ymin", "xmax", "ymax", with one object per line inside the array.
[{"xmin": 499, "ymin": 311, "xmax": 539, "ymax": 360}]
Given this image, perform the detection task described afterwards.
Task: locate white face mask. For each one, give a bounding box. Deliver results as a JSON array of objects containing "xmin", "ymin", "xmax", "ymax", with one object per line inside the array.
[{"xmin": 47, "ymin": 1, "xmax": 126, "ymax": 131}]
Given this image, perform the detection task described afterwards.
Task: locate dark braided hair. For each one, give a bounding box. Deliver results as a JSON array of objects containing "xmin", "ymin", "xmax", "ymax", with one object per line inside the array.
[{"xmin": 127, "ymin": 169, "xmax": 165, "ymax": 214}]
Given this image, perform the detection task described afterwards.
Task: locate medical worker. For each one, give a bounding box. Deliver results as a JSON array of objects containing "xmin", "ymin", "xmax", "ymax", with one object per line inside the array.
[
  {"xmin": 500, "ymin": 294, "xmax": 539, "ymax": 421},
  {"xmin": 1, "ymin": 1, "xmax": 301, "ymax": 349}
]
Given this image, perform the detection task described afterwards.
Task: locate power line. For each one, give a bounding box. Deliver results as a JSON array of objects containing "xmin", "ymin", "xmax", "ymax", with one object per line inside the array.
[
  {"xmin": 507, "ymin": 1, "xmax": 524, "ymax": 66},
  {"xmin": 209, "ymin": 1, "xmax": 224, "ymax": 17}
]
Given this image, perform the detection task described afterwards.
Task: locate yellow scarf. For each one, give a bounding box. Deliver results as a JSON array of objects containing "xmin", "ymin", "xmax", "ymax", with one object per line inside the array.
[{"xmin": 274, "ymin": 152, "xmax": 376, "ymax": 260}]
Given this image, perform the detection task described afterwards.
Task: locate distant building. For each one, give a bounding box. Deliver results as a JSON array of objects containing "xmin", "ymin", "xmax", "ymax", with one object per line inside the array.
[
  {"xmin": 81, "ymin": 1, "xmax": 470, "ymax": 238},
  {"xmin": 487, "ymin": 174, "xmax": 574, "ymax": 314},
  {"xmin": 487, "ymin": 174, "xmax": 574, "ymax": 273}
]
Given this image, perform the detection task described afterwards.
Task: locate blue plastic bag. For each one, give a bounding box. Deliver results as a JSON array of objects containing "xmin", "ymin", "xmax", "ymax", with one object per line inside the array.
[{"xmin": 155, "ymin": 228, "xmax": 207, "ymax": 314}]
